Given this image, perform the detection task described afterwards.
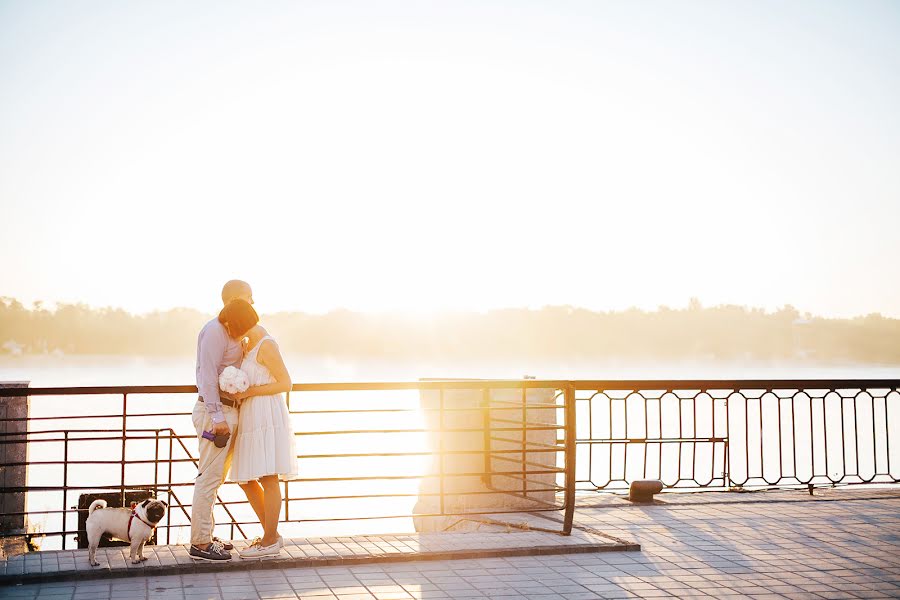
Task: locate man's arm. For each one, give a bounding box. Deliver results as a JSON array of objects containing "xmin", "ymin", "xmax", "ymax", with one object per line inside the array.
[{"xmin": 197, "ymin": 327, "xmax": 227, "ymax": 425}]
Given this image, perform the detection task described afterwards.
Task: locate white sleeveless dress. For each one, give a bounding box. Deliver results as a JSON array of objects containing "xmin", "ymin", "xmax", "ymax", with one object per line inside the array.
[{"xmin": 229, "ymin": 336, "xmax": 299, "ymax": 483}]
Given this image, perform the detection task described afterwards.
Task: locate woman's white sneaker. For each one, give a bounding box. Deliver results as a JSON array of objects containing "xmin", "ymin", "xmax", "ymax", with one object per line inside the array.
[{"xmin": 239, "ymin": 540, "xmax": 281, "ymax": 558}]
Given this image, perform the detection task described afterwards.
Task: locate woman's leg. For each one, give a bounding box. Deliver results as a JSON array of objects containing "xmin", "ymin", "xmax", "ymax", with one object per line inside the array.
[
  {"xmin": 259, "ymin": 475, "xmax": 282, "ymax": 546},
  {"xmin": 238, "ymin": 481, "xmax": 267, "ymax": 534}
]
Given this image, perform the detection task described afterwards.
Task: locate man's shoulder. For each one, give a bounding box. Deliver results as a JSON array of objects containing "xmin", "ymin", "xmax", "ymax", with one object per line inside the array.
[{"xmin": 199, "ymin": 318, "xmax": 226, "ymax": 341}]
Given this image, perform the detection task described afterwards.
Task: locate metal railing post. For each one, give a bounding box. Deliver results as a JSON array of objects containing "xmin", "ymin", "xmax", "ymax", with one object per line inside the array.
[
  {"xmin": 62, "ymin": 431, "xmax": 68, "ymax": 550},
  {"xmin": 481, "ymin": 388, "xmax": 491, "ymax": 487},
  {"xmin": 562, "ymin": 384, "xmax": 576, "ymax": 535},
  {"xmin": 724, "ymin": 395, "xmax": 731, "ymax": 488},
  {"xmin": 154, "ymin": 429, "xmax": 160, "ymax": 495},
  {"xmin": 438, "ymin": 388, "xmax": 445, "ymax": 516},
  {"xmin": 167, "ymin": 428, "xmax": 174, "ymax": 544},
  {"xmin": 120, "ymin": 393, "xmax": 127, "ymax": 508},
  {"xmin": 521, "ymin": 386, "xmax": 527, "ymax": 499}
]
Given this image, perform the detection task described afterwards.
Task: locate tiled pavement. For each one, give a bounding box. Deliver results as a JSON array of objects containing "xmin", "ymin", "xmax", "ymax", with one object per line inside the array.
[
  {"xmin": 1, "ymin": 488, "xmax": 899, "ymax": 599},
  {"xmin": 0, "ymin": 527, "xmax": 630, "ymax": 585}
]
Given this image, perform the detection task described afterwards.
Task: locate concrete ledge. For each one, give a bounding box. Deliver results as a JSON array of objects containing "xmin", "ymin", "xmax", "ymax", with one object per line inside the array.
[{"xmin": 0, "ymin": 530, "xmax": 639, "ymax": 586}]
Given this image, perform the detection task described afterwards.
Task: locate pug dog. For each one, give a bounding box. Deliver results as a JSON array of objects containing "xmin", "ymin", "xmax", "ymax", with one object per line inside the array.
[{"xmin": 86, "ymin": 498, "xmax": 168, "ymax": 566}]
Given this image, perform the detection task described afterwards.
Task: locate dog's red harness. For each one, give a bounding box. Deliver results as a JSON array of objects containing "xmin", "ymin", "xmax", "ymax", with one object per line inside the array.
[{"xmin": 127, "ymin": 510, "xmax": 156, "ymax": 542}]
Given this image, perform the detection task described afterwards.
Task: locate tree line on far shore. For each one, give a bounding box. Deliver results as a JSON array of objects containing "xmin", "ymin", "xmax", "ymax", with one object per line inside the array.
[{"xmin": 1, "ymin": 297, "xmax": 898, "ymax": 364}]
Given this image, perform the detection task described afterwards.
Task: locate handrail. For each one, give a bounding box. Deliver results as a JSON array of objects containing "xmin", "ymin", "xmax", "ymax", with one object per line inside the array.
[{"xmin": 2, "ymin": 378, "xmax": 899, "ymax": 397}]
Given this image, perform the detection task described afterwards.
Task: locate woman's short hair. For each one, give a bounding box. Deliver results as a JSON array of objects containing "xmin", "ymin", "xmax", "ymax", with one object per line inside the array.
[{"xmin": 218, "ymin": 299, "xmax": 259, "ymax": 338}]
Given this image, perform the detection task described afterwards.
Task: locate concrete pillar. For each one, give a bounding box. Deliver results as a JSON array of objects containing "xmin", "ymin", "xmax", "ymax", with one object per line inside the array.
[
  {"xmin": 414, "ymin": 382, "xmax": 559, "ymax": 531},
  {"xmin": 0, "ymin": 382, "xmax": 29, "ymax": 556}
]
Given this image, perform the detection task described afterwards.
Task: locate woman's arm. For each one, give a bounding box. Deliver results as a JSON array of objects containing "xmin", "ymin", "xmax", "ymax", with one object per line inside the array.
[{"xmin": 235, "ymin": 339, "xmax": 292, "ymax": 400}]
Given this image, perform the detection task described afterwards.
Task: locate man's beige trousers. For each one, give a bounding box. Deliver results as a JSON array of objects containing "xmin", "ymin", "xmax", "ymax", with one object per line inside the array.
[{"xmin": 190, "ymin": 399, "xmax": 239, "ymax": 546}]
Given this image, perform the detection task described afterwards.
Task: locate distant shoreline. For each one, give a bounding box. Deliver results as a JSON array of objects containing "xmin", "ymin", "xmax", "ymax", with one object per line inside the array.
[
  {"xmin": 2, "ymin": 353, "xmax": 898, "ymax": 389},
  {"xmin": 4, "ymin": 299, "xmax": 900, "ymax": 364}
]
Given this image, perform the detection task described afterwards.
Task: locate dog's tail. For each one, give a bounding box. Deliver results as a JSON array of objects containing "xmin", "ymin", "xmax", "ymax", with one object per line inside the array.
[{"xmin": 88, "ymin": 499, "xmax": 107, "ymax": 515}]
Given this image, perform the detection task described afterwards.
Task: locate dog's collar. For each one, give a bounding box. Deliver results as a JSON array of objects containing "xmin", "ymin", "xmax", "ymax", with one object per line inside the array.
[{"xmin": 127, "ymin": 510, "xmax": 157, "ymax": 542}]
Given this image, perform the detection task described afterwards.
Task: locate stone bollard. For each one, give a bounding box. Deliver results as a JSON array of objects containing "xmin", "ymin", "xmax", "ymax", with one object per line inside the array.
[
  {"xmin": 629, "ymin": 479, "xmax": 663, "ymax": 502},
  {"xmin": 0, "ymin": 381, "xmax": 30, "ymax": 556}
]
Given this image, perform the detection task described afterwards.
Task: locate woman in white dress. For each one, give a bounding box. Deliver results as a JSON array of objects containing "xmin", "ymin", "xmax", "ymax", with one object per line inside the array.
[{"xmin": 224, "ymin": 319, "xmax": 299, "ymax": 558}]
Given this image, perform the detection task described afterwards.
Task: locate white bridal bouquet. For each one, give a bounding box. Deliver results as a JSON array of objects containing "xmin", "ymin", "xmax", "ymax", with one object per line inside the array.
[{"xmin": 219, "ymin": 366, "xmax": 249, "ymax": 395}]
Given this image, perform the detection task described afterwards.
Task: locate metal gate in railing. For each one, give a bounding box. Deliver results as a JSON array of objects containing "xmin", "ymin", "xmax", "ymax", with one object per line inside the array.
[{"xmin": 572, "ymin": 380, "xmax": 900, "ymax": 491}]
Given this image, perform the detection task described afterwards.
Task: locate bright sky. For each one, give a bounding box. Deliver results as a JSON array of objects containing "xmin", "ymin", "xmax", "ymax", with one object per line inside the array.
[{"xmin": 1, "ymin": 1, "xmax": 899, "ymax": 317}]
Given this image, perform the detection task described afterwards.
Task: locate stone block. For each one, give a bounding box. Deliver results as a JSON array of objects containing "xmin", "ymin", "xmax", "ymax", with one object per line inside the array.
[{"xmin": 0, "ymin": 382, "xmax": 30, "ymax": 543}]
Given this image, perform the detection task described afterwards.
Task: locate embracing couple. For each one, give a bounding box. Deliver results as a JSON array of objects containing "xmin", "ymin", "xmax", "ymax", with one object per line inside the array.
[{"xmin": 189, "ymin": 280, "xmax": 299, "ymax": 561}]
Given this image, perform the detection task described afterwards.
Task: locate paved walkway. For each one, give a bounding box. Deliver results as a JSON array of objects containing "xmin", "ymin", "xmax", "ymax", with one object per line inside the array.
[
  {"xmin": 0, "ymin": 526, "xmax": 630, "ymax": 584},
  {"xmin": 2, "ymin": 488, "xmax": 899, "ymax": 599}
]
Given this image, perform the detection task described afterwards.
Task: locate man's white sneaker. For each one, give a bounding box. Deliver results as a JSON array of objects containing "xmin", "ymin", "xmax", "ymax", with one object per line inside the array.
[{"xmin": 239, "ymin": 540, "xmax": 281, "ymax": 558}]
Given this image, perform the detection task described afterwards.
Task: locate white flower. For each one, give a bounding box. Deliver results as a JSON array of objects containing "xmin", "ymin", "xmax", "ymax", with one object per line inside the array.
[{"xmin": 219, "ymin": 366, "xmax": 249, "ymax": 394}]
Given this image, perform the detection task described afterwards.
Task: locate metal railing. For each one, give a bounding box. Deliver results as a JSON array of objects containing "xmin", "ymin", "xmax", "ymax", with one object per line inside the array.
[
  {"xmin": 572, "ymin": 379, "xmax": 900, "ymax": 491},
  {"xmin": 0, "ymin": 380, "xmax": 575, "ymax": 550},
  {"xmin": 2, "ymin": 379, "xmax": 898, "ymax": 552}
]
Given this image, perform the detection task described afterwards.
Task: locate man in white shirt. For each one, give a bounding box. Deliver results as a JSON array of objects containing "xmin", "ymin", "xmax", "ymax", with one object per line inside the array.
[{"xmin": 189, "ymin": 280, "xmax": 253, "ymax": 561}]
